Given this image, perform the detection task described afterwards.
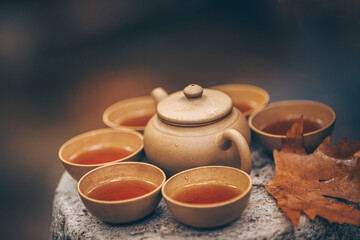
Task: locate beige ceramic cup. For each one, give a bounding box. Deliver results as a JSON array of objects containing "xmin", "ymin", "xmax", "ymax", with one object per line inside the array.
[
  {"xmin": 211, "ymin": 84, "xmax": 269, "ymax": 117},
  {"xmin": 58, "ymin": 128, "xmax": 144, "ymax": 181},
  {"xmin": 162, "ymin": 165, "xmax": 252, "ymax": 228},
  {"xmin": 78, "ymin": 162, "xmax": 166, "ymax": 223},
  {"xmin": 248, "ymin": 100, "xmax": 336, "ymax": 153},
  {"xmin": 103, "ymin": 96, "xmax": 156, "ymax": 132}
]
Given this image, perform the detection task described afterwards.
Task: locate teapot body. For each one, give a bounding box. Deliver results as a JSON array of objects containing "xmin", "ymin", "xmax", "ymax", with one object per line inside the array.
[{"xmin": 143, "ymin": 108, "xmax": 250, "ymax": 176}]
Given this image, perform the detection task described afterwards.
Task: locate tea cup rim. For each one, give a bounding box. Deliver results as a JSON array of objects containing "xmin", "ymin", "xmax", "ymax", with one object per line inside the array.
[
  {"xmin": 162, "ymin": 165, "xmax": 252, "ymax": 209},
  {"xmin": 77, "ymin": 162, "xmax": 166, "ymax": 204},
  {"xmin": 248, "ymin": 99, "xmax": 336, "ymax": 139},
  {"xmin": 210, "ymin": 83, "xmax": 270, "ymax": 116},
  {"xmin": 58, "ymin": 128, "xmax": 144, "ymax": 167},
  {"xmin": 211, "ymin": 83, "xmax": 269, "ymax": 96},
  {"xmin": 102, "ymin": 95, "xmax": 154, "ymax": 131}
]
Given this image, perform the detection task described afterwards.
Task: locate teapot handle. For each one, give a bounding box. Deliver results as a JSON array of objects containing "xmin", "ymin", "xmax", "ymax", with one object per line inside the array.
[
  {"xmin": 151, "ymin": 87, "xmax": 168, "ymax": 106},
  {"xmin": 217, "ymin": 129, "xmax": 252, "ymax": 174}
]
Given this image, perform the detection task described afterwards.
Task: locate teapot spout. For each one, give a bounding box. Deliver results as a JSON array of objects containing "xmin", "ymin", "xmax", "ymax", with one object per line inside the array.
[{"xmin": 151, "ymin": 87, "xmax": 168, "ymax": 105}]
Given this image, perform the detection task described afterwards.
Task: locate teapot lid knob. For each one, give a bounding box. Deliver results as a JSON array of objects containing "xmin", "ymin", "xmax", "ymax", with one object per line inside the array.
[{"xmin": 183, "ymin": 84, "xmax": 203, "ymax": 98}]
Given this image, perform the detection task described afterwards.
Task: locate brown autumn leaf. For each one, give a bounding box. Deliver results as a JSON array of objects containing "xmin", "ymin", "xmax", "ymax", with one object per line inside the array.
[{"xmin": 265, "ymin": 116, "xmax": 360, "ymax": 226}]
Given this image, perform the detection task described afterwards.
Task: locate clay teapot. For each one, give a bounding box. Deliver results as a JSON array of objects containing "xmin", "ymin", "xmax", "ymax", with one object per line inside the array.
[{"xmin": 143, "ymin": 84, "xmax": 251, "ymax": 176}]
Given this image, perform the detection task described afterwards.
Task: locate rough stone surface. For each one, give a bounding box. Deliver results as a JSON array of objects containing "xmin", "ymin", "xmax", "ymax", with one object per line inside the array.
[{"xmin": 51, "ymin": 142, "xmax": 360, "ymax": 239}]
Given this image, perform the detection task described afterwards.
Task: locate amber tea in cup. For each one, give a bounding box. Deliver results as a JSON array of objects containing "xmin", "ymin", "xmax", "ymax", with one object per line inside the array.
[
  {"xmin": 233, "ymin": 102, "xmax": 254, "ymax": 114},
  {"xmin": 260, "ymin": 118, "xmax": 324, "ymax": 136},
  {"xmin": 172, "ymin": 182, "xmax": 242, "ymax": 204},
  {"xmin": 71, "ymin": 146, "xmax": 134, "ymax": 165},
  {"xmin": 116, "ymin": 112, "xmax": 154, "ymax": 128},
  {"xmin": 87, "ymin": 178, "xmax": 157, "ymax": 201}
]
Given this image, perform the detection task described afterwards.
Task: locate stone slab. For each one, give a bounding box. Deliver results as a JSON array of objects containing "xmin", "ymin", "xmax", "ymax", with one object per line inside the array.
[{"xmin": 51, "ymin": 142, "xmax": 360, "ymax": 239}]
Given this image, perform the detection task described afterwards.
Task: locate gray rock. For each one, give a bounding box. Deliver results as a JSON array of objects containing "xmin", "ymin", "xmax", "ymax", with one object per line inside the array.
[{"xmin": 51, "ymin": 142, "xmax": 360, "ymax": 239}]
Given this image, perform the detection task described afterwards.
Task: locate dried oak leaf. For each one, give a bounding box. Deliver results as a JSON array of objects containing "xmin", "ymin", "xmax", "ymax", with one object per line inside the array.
[{"xmin": 265, "ymin": 116, "xmax": 360, "ymax": 226}]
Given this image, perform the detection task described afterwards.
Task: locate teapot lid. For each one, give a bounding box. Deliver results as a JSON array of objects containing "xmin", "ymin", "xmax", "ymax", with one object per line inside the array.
[{"xmin": 157, "ymin": 84, "xmax": 233, "ymax": 126}]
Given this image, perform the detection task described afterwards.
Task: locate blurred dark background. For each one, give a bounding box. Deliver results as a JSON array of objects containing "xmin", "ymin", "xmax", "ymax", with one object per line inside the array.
[{"xmin": 0, "ymin": 1, "xmax": 359, "ymax": 239}]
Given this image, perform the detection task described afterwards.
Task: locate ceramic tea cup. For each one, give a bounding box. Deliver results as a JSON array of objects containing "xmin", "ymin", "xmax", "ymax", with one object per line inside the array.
[
  {"xmin": 59, "ymin": 128, "xmax": 144, "ymax": 181},
  {"xmin": 103, "ymin": 96, "xmax": 156, "ymax": 132},
  {"xmin": 248, "ymin": 100, "xmax": 336, "ymax": 153},
  {"xmin": 78, "ymin": 162, "xmax": 166, "ymax": 223},
  {"xmin": 211, "ymin": 84, "xmax": 269, "ymax": 117},
  {"xmin": 162, "ymin": 166, "xmax": 252, "ymax": 228}
]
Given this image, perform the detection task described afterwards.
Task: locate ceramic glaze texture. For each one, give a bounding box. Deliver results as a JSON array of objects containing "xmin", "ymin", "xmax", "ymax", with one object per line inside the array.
[
  {"xmin": 102, "ymin": 96, "xmax": 156, "ymax": 132},
  {"xmin": 248, "ymin": 100, "xmax": 336, "ymax": 153},
  {"xmin": 59, "ymin": 128, "xmax": 144, "ymax": 181},
  {"xmin": 211, "ymin": 84, "xmax": 269, "ymax": 117},
  {"xmin": 161, "ymin": 166, "xmax": 252, "ymax": 228},
  {"xmin": 143, "ymin": 84, "xmax": 252, "ymax": 176},
  {"xmin": 77, "ymin": 162, "xmax": 166, "ymax": 223}
]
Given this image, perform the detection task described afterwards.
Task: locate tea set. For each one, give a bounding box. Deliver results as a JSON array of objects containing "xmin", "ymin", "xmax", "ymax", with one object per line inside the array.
[{"xmin": 58, "ymin": 83, "xmax": 335, "ymax": 228}]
